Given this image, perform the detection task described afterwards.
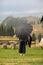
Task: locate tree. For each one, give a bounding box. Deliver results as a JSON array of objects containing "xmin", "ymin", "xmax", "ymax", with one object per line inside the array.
[
  {"xmin": 9, "ymin": 26, "xmax": 14, "ymax": 36},
  {"xmin": 6, "ymin": 26, "xmax": 14, "ymax": 36},
  {"xmin": 0, "ymin": 24, "xmax": 5, "ymax": 36},
  {"xmin": 0, "ymin": 24, "xmax": 14, "ymax": 36}
]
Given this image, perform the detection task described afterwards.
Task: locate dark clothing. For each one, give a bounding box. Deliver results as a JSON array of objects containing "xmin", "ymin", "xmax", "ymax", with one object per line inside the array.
[
  {"xmin": 28, "ymin": 36, "xmax": 32, "ymax": 47},
  {"xmin": 19, "ymin": 40, "xmax": 26, "ymax": 54}
]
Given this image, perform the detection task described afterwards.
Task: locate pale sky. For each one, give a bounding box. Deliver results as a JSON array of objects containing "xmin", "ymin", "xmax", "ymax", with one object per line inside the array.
[{"xmin": 0, "ymin": 0, "xmax": 43, "ymax": 22}]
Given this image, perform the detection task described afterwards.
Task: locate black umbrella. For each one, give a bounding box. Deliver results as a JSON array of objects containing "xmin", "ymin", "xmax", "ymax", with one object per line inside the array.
[{"xmin": 15, "ymin": 23, "xmax": 33, "ymax": 40}]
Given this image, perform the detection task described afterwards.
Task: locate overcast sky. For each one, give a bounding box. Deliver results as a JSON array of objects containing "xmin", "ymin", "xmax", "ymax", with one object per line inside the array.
[{"xmin": 0, "ymin": 0, "xmax": 43, "ymax": 22}]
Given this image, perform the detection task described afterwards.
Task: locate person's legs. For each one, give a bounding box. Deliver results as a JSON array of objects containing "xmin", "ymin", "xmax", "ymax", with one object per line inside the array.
[
  {"xmin": 28, "ymin": 41, "xmax": 31, "ymax": 47},
  {"xmin": 19, "ymin": 40, "xmax": 26, "ymax": 55},
  {"xmin": 28, "ymin": 35, "xmax": 32, "ymax": 48}
]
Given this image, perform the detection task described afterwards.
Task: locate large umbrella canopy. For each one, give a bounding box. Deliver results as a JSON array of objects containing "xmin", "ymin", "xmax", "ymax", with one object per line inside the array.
[{"xmin": 15, "ymin": 23, "xmax": 33, "ymax": 40}]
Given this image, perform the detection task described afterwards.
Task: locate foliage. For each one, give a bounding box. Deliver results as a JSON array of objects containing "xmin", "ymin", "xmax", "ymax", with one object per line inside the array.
[
  {"xmin": 0, "ymin": 24, "xmax": 14, "ymax": 36},
  {"xmin": 6, "ymin": 26, "xmax": 14, "ymax": 36},
  {"xmin": 0, "ymin": 24, "xmax": 5, "ymax": 36}
]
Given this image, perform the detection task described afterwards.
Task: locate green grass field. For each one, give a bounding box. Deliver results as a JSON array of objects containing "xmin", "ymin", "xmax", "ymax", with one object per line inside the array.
[{"xmin": 0, "ymin": 46, "xmax": 43, "ymax": 65}]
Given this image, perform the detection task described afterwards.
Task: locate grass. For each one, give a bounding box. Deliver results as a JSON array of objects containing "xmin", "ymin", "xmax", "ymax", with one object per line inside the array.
[{"xmin": 0, "ymin": 46, "xmax": 43, "ymax": 65}]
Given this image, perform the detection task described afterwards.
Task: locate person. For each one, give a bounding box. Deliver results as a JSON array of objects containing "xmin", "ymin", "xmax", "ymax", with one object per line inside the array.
[
  {"xmin": 28, "ymin": 35, "xmax": 32, "ymax": 47},
  {"xmin": 19, "ymin": 34, "xmax": 26, "ymax": 56}
]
